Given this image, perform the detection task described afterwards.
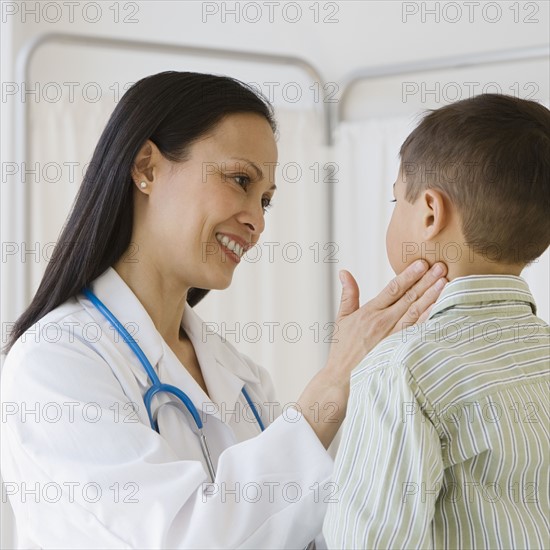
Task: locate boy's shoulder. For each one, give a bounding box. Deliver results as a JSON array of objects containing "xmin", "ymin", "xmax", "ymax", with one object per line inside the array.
[
  {"xmin": 350, "ymin": 308, "xmax": 549, "ymax": 405},
  {"xmin": 350, "ymin": 314, "xmax": 466, "ymax": 384},
  {"xmin": 353, "ymin": 274, "xmax": 548, "ymax": 382}
]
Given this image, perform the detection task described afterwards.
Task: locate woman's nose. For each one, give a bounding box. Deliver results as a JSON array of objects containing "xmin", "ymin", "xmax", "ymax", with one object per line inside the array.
[{"xmin": 241, "ymin": 200, "xmax": 265, "ymax": 235}]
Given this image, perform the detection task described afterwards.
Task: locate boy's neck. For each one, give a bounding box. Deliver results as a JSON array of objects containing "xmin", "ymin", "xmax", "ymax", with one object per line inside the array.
[{"xmin": 440, "ymin": 256, "xmax": 524, "ymax": 281}]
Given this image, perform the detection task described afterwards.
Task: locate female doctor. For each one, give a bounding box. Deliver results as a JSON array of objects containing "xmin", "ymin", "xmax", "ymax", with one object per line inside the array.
[{"xmin": 1, "ymin": 71, "xmax": 448, "ymax": 549}]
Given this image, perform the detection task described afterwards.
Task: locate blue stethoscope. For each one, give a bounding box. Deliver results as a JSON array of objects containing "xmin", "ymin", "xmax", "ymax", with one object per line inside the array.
[{"xmin": 81, "ymin": 287, "xmax": 265, "ymax": 481}]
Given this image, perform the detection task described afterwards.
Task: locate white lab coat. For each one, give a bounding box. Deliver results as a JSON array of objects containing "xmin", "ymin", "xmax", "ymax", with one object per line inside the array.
[{"xmin": 1, "ymin": 267, "xmax": 334, "ymax": 549}]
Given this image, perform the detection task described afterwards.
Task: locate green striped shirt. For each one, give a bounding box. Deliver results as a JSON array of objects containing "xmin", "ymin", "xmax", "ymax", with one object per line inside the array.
[{"xmin": 323, "ymin": 275, "xmax": 550, "ymax": 549}]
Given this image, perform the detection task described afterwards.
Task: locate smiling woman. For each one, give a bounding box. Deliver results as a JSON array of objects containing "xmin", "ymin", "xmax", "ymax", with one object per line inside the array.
[
  {"xmin": 0, "ymin": 71, "xmax": 447, "ymax": 548},
  {"xmin": 4, "ymin": 71, "xmax": 278, "ymax": 335},
  {"xmin": 115, "ymin": 112, "xmax": 278, "ymax": 345}
]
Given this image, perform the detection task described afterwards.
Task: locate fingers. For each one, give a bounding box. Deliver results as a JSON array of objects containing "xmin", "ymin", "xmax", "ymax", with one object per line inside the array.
[
  {"xmin": 394, "ymin": 276, "xmax": 447, "ymax": 332},
  {"xmin": 417, "ymin": 305, "xmax": 434, "ymax": 325},
  {"xmin": 390, "ymin": 262, "xmax": 448, "ymax": 321},
  {"xmin": 370, "ymin": 260, "xmax": 430, "ymax": 310},
  {"xmin": 336, "ymin": 270, "xmax": 360, "ymax": 319}
]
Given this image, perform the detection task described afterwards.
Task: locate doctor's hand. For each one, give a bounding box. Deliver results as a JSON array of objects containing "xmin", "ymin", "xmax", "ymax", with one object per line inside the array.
[{"xmin": 296, "ymin": 259, "xmax": 448, "ymax": 449}]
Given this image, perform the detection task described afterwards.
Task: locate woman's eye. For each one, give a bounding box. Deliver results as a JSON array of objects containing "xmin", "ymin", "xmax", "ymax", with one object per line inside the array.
[
  {"xmin": 262, "ymin": 197, "xmax": 273, "ymax": 212},
  {"xmin": 233, "ymin": 175, "xmax": 250, "ymax": 187},
  {"xmin": 390, "ymin": 199, "xmax": 397, "ymax": 203}
]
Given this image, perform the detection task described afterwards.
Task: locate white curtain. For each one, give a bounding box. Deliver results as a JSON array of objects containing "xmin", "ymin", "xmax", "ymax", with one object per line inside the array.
[
  {"xmin": 333, "ymin": 116, "xmax": 549, "ymax": 323},
  {"xmin": 27, "ymin": 97, "xmax": 115, "ymax": 294},
  {"xmin": 522, "ymin": 102, "xmax": 550, "ymax": 323},
  {"xmin": 332, "ymin": 116, "xmax": 416, "ymax": 307}
]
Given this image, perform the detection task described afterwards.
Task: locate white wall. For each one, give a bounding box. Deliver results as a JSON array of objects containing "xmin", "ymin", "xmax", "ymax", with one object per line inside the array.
[{"xmin": 7, "ymin": 1, "xmax": 549, "ymax": 75}]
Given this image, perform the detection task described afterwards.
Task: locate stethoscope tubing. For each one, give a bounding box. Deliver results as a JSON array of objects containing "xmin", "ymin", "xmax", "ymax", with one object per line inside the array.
[{"xmin": 81, "ymin": 287, "xmax": 264, "ymax": 481}]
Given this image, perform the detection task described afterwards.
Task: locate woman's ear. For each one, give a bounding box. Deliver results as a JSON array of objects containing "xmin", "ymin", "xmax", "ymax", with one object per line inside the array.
[
  {"xmin": 421, "ymin": 188, "xmax": 448, "ymax": 240},
  {"xmin": 131, "ymin": 140, "xmax": 157, "ymax": 186}
]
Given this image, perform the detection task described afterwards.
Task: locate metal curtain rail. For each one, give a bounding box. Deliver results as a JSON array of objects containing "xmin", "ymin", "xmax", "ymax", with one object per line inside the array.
[
  {"xmin": 14, "ymin": 32, "xmax": 330, "ymax": 307},
  {"xmin": 334, "ymin": 44, "xmax": 549, "ymax": 131}
]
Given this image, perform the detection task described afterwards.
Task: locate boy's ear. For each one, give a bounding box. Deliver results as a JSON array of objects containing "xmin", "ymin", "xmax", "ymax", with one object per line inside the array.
[{"xmin": 421, "ymin": 188, "xmax": 449, "ymax": 240}]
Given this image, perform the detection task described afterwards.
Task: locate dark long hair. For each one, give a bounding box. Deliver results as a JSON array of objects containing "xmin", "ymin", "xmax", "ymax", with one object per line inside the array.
[{"xmin": 3, "ymin": 71, "xmax": 276, "ymax": 355}]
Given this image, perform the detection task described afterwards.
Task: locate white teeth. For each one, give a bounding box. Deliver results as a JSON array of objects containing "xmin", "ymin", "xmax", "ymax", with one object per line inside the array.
[{"xmin": 216, "ymin": 234, "xmax": 245, "ymax": 259}]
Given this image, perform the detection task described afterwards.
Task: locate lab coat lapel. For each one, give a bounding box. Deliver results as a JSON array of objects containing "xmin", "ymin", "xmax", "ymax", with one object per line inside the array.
[
  {"xmin": 78, "ymin": 267, "xmax": 164, "ymax": 387},
  {"xmin": 81, "ymin": 267, "xmax": 262, "ymax": 431},
  {"xmin": 181, "ymin": 305, "xmax": 262, "ymax": 426},
  {"xmin": 156, "ymin": 338, "xmax": 221, "ymax": 422}
]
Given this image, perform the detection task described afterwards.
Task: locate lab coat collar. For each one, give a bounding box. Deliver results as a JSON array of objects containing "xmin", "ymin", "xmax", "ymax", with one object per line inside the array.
[
  {"xmin": 179, "ymin": 305, "xmax": 263, "ymax": 427},
  {"xmin": 80, "ymin": 267, "xmax": 261, "ymax": 413},
  {"xmin": 80, "ymin": 267, "xmax": 163, "ymax": 386},
  {"xmin": 181, "ymin": 304, "xmax": 261, "ymax": 387}
]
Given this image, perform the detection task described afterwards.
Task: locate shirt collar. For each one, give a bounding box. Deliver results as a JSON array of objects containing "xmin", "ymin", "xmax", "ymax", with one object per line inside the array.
[{"xmin": 427, "ymin": 274, "xmax": 537, "ymax": 320}]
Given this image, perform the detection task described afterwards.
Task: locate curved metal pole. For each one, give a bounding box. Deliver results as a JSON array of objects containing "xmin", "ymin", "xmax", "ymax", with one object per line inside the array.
[
  {"xmin": 335, "ymin": 44, "xmax": 549, "ymax": 129},
  {"xmin": 14, "ymin": 32, "xmax": 331, "ymax": 306}
]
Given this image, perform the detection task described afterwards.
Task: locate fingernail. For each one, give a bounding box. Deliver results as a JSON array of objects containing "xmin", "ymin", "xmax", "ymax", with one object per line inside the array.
[
  {"xmin": 432, "ymin": 264, "xmax": 444, "ymax": 277},
  {"xmin": 435, "ymin": 278, "xmax": 446, "ymax": 290},
  {"xmin": 414, "ymin": 260, "xmax": 426, "ymax": 273},
  {"xmin": 339, "ymin": 271, "xmax": 345, "ymax": 284}
]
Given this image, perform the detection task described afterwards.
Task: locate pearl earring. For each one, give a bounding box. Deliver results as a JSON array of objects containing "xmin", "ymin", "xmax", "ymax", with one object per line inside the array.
[{"xmin": 140, "ymin": 181, "xmax": 147, "ymax": 189}]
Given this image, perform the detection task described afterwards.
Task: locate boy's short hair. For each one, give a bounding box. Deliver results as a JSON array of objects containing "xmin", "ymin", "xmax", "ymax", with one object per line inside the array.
[{"xmin": 399, "ymin": 94, "xmax": 550, "ymax": 265}]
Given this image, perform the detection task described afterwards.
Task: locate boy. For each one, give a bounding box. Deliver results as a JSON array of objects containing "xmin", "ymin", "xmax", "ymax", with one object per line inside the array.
[{"xmin": 323, "ymin": 94, "xmax": 550, "ymax": 549}]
